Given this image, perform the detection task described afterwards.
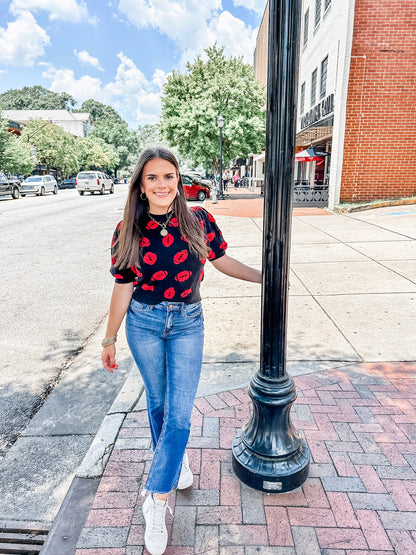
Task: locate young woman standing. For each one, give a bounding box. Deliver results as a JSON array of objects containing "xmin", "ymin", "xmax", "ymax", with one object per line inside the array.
[{"xmin": 101, "ymin": 147, "xmax": 261, "ymax": 555}]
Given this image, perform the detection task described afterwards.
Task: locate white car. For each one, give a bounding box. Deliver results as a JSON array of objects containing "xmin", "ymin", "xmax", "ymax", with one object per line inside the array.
[
  {"xmin": 21, "ymin": 175, "xmax": 58, "ymax": 196},
  {"xmin": 76, "ymin": 171, "xmax": 114, "ymax": 196}
]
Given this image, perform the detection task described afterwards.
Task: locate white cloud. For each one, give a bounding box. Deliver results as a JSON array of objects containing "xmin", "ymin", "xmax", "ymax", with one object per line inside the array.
[
  {"xmin": 232, "ymin": 0, "xmax": 266, "ymax": 16},
  {"xmin": 74, "ymin": 49, "xmax": 104, "ymax": 71},
  {"xmin": 0, "ymin": 11, "xmax": 50, "ymax": 66},
  {"xmin": 207, "ymin": 11, "xmax": 258, "ymax": 63},
  {"xmin": 10, "ymin": 0, "xmax": 97, "ymax": 24},
  {"xmin": 42, "ymin": 53, "xmax": 165, "ymax": 126}
]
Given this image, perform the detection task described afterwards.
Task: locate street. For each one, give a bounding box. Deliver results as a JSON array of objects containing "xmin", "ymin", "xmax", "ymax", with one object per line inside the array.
[{"xmin": 0, "ymin": 187, "xmax": 128, "ymax": 456}]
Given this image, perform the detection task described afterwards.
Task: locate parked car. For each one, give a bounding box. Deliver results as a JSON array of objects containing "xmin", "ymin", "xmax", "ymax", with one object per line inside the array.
[
  {"xmin": 0, "ymin": 172, "xmax": 21, "ymax": 199},
  {"xmin": 181, "ymin": 173, "xmax": 211, "ymax": 201},
  {"xmin": 76, "ymin": 171, "xmax": 114, "ymax": 195},
  {"xmin": 59, "ymin": 176, "xmax": 76, "ymax": 189},
  {"xmin": 21, "ymin": 175, "xmax": 58, "ymax": 196}
]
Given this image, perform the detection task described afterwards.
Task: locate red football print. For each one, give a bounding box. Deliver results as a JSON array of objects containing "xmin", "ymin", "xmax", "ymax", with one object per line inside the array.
[
  {"xmin": 117, "ymin": 221, "xmax": 123, "ymax": 230},
  {"xmin": 162, "ymin": 233, "xmax": 174, "ymax": 247},
  {"xmin": 146, "ymin": 220, "xmax": 159, "ymax": 230},
  {"xmin": 139, "ymin": 237, "xmax": 150, "ymax": 247},
  {"xmin": 111, "ymin": 236, "xmax": 115, "ymax": 246},
  {"xmin": 199, "ymin": 220, "xmax": 205, "ymax": 230},
  {"xmin": 180, "ymin": 235, "xmax": 188, "ymax": 242},
  {"xmin": 208, "ymin": 213, "xmax": 216, "ymax": 222},
  {"xmin": 169, "ymin": 217, "xmax": 179, "ymax": 227},
  {"xmin": 113, "ymin": 273, "xmax": 124, "ymax": 279},
  {"xmin": 175, "ymin": 270, "xmax": 192, "ymax": 282},
  {"xmin": 173, "ymin": 250, "xmax": 188, "ymax": 264},
  {"xmin": 181, "ymin": 289, "xmax": 192, "ymax": 298},
  {"xmin": 199, "ymin": 270, "xmax": 204, "ymax": 282},
  {"xmin": 220, "ymin": 241, "xmax": 228, "ymax": 250},
  {"xmin": 142, "ymin": 283, "xmax": 155, "ymax": 291},
  {"xmin": 111, "ymin": 256, "xmax": 116, "ymax": 265},
  {"xmin": 206, "ymin": 232, "xmax": 215, "ymax": 242},
  {"xmin": 164, "ymin": 287, "xmax": 175, "ymax": 299},
  {"xmin": 143, "ymin": 252, "xmax": 157, "ymax": 265},
  {"xmin": 207, "ymin": 250, "xmax": 215, "ymax": 260},
  {"xmin": 200, "ymin": 258, "xmax": 206, "ymax": 265},
  {"xmin": 152, "ymin": 271, "xmax": 168, "ymax": 281}
]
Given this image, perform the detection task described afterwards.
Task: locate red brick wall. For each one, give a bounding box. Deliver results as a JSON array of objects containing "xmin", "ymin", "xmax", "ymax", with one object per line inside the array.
[{"xmin": 340, "ymin": 0, "xmax": 416, "ymax": 202}]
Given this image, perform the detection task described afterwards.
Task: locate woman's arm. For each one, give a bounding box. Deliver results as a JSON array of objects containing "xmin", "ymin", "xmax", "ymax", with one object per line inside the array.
[
  {"xmin": 101, "ymin": 282, "xmax": 134, "ymax": 373},
  {"xmin": 210, "ymin": 253, "xmax": 262, "ymax": 283}
]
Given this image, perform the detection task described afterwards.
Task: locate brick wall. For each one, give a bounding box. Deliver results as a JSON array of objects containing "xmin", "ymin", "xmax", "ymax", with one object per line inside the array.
[{"xmin": 340, "ymin": 0, "xmax": 416, "ymax": 202}]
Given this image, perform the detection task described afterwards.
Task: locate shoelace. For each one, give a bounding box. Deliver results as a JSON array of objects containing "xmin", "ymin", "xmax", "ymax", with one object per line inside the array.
[{"xmin": 149, "ymin": 498, "xmax": 173, "ymax": 533}]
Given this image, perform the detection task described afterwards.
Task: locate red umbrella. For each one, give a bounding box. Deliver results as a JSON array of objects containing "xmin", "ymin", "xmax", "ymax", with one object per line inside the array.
[{"xmin": 295, "ymin": 147, "xmax": 330, "ymax": 162}]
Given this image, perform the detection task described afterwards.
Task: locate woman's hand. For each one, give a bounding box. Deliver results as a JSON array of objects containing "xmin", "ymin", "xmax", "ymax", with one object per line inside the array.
[{"xmin": 102, "ymin": 344, "xmax": 118, "ymax": 373}]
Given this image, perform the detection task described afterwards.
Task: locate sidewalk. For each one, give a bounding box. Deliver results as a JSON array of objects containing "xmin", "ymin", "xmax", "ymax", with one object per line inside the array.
[{"xmin": 43, "ymin": 201, "xmax": 416, "ymax": 554}]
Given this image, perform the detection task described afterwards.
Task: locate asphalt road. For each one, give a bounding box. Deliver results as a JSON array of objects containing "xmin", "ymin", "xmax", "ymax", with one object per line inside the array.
[{"xmin": 0, "ymin": 186, "xmax": 129, "ymax": 456}]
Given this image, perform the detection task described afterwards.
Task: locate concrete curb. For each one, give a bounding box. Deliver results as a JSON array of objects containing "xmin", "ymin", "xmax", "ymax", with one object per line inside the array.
[{"xmin": 334, "ymin": 197, "xmax": 416, "ymax": 213}]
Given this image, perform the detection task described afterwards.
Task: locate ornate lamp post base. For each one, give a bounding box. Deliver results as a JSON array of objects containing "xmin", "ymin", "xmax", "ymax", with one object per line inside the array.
[{"xmin": 232, "ymin": 372, "xmax": 310, "ymax": 493}]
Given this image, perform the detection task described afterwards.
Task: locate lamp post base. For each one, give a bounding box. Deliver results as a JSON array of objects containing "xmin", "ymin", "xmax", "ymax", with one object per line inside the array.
[{"xmin": 231, "ymin": 372, "xmax": 310, "ymax": 493}]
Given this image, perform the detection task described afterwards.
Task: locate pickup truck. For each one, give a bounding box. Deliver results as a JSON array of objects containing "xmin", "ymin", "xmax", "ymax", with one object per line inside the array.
[{"xmin": 0, "ymin": 173, "xmax": 21, "ymax": 200}]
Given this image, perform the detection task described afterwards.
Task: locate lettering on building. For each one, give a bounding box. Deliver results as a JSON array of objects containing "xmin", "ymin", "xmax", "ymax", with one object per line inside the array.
[{"xmin": 301, "ymin": 94, "xmax": 334, "ymax": 130}]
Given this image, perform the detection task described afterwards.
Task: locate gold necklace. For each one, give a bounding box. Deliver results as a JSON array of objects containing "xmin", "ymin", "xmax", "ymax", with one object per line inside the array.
[{"xmin": 147, "ymin": 210, "xmax": 175, "ymax": 236}]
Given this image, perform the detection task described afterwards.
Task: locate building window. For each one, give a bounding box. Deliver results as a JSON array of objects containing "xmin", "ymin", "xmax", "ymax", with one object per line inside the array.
[
  {"xmin": 311, "ymin": 69, "xmax": 317, "ymax": 106},
  {"xmin": 325, "ymin": 0, "xmax": 332, "ymax": 10},
  {"xmin": 303, "ymin": 9, "xmax": 309, "ymax": 47},
  {"xmin": 315, "ymin": 0, "xmax": 321, "ymax": 27},
  {"xmin": 320, "ymin": 56, "xmax": 328, "ymax": 99},
  {"xmin": 300, "ymin": 82, "xmax": 305, "ymax": 113}
]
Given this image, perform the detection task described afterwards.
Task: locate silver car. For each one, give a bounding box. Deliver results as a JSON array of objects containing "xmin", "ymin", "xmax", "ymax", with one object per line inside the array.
[
  {"xmin": 21, "ymin": 175, "xmax": 58, "ymax": 196},
  {"xmin": 76, "ymin": 171, "xmax": 114, "ymax": 196}
]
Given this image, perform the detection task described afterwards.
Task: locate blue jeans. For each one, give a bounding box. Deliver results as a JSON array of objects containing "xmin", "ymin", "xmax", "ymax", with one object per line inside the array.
[{"xmin": 126, "ymin": 299, "xmax": 204, "ymax": 494}]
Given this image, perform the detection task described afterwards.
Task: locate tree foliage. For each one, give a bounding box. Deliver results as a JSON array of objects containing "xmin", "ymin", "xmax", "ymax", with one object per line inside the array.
[
  {"xmin": 0, "ymin": 86, "xmax": 75, "ymax": 111},
  {"xmin": 75, "ymin": 99, "xmax": 124, "ymax": 123},
  {"xmin": 0, "ymin": 120, "xmax": 35, "ymax": 175},
  {"xmin": 160, "ymin": 44, "xmax": 266, "ymax": 170}
]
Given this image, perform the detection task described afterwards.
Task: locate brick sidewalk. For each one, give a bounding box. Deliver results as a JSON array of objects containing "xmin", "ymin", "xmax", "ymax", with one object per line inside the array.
[{"xmin": 75, "ymin": 362, "xmax": 416, "ymax": 554}]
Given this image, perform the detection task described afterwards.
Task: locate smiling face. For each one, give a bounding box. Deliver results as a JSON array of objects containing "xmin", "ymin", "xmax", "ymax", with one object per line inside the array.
[{"xmin": 140, "ymin": 158, "xmax": 179, "ymax": 215}]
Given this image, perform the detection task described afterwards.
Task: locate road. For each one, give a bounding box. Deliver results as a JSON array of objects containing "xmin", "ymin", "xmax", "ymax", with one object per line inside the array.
[{"xmin": 0, "ymin": 186, "xmax": 128, "ymax": 456}]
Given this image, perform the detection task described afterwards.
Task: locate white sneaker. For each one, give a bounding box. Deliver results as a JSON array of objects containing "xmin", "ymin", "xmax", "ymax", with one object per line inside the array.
[
  {"xmin": 177, "ymin": 451, "xmax": 193, "ymax": 490},
  {"xmin": 142, "ymin": 494, "xmax": 169, "ymax": 555}
]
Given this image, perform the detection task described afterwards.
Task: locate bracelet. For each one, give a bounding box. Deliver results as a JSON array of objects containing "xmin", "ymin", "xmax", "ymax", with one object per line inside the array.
[{"xmin": 102, "ymin": 335, "xmax": 117, "ymax": 347}]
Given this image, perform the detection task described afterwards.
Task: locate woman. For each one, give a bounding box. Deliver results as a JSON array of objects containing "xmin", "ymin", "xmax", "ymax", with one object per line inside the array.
[{"xmin": 101, "ymin": 147, "xmax": 261, "ymax": 555}]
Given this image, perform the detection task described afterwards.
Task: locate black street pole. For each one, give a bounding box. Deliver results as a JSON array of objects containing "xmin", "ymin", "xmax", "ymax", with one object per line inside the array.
[
  {"xmin": 218, "ymin": 115, "xmax": 224, "ymax": 200},
  {"xmin": 231, "ymin": 0, "xmax": 310, "ymax": 493}
]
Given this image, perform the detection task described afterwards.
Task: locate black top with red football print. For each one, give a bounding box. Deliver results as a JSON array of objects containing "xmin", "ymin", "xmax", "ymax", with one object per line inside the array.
[{"xmin": 110, "ymin": 206, "xmax": 227, "ymax": 304}]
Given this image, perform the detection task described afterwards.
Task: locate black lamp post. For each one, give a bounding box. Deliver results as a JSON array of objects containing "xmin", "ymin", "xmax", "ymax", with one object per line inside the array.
[
  {"xmin": 217, "ymin": 115, "xmax": 224, "ymax": 200},
  {"xmin": 231, "ymin": 0, "xmax": 310, "ymax": 493}
]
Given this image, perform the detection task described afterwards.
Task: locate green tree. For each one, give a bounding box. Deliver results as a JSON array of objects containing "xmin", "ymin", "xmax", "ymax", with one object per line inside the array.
[
  {"xmin": 160, "ymin": 44, "xmax": 266, "ymax": 170},
  {"xmin": 90, "ymin": 119, "xmax": 139, "ymax": 171},
  {"xmin": 77, "ymin": 136, "xmax": 119, "ymax": 172},
  {"xmin": 75, "ymin": 99, "xmax": 124, "ymax": 123},
  {"xmin": 0, "ymin": 120, "xmax": 36, "ymax": 175},
  {"xmin": 0, "ymin": 86, "xmax": 75, "ymax": 110},
  {"xmin": 137, "ymin": 123, "xmax": 160, "ymax": 150},
  {"xmin": 20, "ymin": 119, "xmax": 79, "ymax": 174}
]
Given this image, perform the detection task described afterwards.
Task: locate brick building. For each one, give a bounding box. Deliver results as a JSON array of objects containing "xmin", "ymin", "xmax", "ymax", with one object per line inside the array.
[{"xmin": 254, "ymin": 0, "xmax": 416, "ymax": 208}]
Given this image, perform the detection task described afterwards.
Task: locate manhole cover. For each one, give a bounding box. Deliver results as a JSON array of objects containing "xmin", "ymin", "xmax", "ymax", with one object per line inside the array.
[{"xmin": 0, "ymin": 521, "xmax": 50, "ymax": 554}]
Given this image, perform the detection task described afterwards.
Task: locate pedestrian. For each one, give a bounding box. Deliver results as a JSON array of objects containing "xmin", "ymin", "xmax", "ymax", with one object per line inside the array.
[
  {"xmin": 233, "ymin": 172, "xmax": 239, "ymax": 187},
  {"xmin": 101, "ymin": 146, "xmax": 261, "ymax": 555}
]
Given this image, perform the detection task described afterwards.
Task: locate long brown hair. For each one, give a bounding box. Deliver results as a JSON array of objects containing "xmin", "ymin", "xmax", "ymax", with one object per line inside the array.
[{"xmin": 114, "ymin": 146, "xmax": 209, "ymax": 268}]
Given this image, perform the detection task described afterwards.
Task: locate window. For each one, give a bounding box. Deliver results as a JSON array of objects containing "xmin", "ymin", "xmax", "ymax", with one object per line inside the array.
[
  {"xmin": 303, "ymin": 9, "xmax": 309, "ymax": 47},
  {"xmin": 320, "ymin": 56, "xmax": 328, "ymax": 99},
  {"xmin": 315, "ymin": 0, "xmax": 321, "ymax": 27},
  {"xmin": 311, "ymin": 69, "xmax": 317, "ymax": 106},
  {"xmin": 325, "ymin": 0, "xmax": 332, "ymax": 10},
  {"xmin": 300, "ymin": 82, "xmax": 305, "ymax": 113}
]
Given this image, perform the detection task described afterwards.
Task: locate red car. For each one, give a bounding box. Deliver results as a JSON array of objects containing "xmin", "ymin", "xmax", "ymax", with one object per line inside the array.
[{"xmin": 181, "ymin": 173, "xmax": 211, "ymax": 201}]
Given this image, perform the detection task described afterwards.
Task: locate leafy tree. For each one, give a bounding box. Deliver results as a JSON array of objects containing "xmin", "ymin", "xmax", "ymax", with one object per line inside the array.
[
  {"xmin": 0, "ymin": 86, "xmax": 75, "ymax": 111},
  {"xmin": 0, "ymin": 120, "xmax": 35, "ymax": 175},
  {"xmin": 77, "ymin": 136, "xmax": 119, "ymax": 172},
  {"xmin": 75, "ymin": 99, "xmax": 124, "ymax": 123},
  {"xmin": 160, "ymin": 44, "xmax": 266, "ymax": 170},
  {"xmin": 90, "ymin": 118, "xmax": 139, "ymax": 171},
  {"xmin": 137, "ymin": 123, "xmax": 160, "ymax": 150},
  {"xmin": 20, "ymin": 119, "xmax": 79, "ymax": 174}
]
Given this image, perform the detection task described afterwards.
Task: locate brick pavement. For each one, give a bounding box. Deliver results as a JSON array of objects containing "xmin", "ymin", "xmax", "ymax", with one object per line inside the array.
[{"xmin": 75, "ymin": 361, "xmax": 416, "ymax": 554}]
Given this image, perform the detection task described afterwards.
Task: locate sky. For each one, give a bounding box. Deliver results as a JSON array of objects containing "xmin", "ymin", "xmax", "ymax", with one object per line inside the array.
[{"xmin": 0, "ymin": 0, "xmax": 266, "ymax": 129}]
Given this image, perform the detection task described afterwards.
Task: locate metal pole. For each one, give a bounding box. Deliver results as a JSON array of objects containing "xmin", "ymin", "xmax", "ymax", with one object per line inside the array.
[
  {"xmin": 232, "ymin": 0, "xmax": 310, "ymax": 493},
  {"xmin": 218, "ymin": 125, "xmax": 224, "ymax": 200}
]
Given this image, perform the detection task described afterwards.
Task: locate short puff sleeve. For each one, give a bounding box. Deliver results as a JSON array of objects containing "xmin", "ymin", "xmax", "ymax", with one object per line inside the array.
[
  {"xmin": 192, "ymin": 207, "xmax": 228, "ymax": 261},
  {"xmin": 110, "ymin": 222, "xmax": 137, "ymax": 283}
]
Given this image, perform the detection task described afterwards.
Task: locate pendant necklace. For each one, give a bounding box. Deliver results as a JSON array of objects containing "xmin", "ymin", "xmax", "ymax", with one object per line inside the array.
[{"xmin": 147, "ymin": 210, "xmax": 174, "ymax": 237}]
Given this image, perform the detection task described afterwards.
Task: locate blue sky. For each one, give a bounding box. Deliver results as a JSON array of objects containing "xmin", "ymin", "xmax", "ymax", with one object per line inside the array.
[{"xmin": 0, "ymin": 0, "xmax": 265, "ymax": 128}]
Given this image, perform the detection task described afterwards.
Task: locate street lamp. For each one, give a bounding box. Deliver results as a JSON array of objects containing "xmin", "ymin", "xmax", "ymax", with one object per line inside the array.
[
  {"xmin": 217, "ymin": 115, "xmax": 224, "ymax": 200},
  {"xmin": 231, "ymin": 0, "xmax": 310, "ymax": 493}
]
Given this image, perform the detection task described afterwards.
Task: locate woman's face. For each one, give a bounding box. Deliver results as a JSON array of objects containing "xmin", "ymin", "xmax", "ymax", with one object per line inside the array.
[{"xmin": 140, "ymin": 158, "xmax": 179, "ymax": 215}]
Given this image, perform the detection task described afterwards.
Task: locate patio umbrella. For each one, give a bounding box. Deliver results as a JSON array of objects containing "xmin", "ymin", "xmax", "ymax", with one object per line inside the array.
[{"xmin": 295, "ymin": 147, "xmax": 330, "ymax": 162}]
